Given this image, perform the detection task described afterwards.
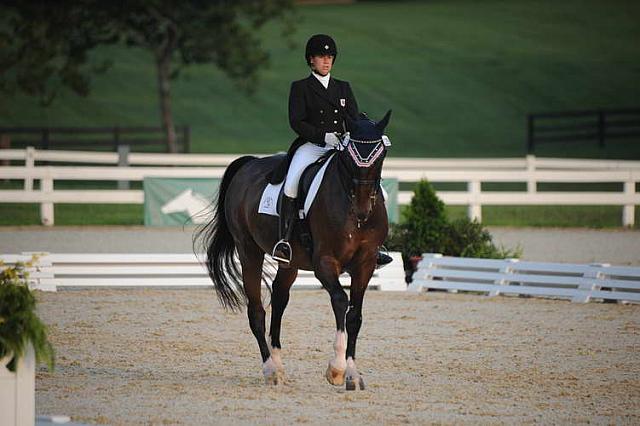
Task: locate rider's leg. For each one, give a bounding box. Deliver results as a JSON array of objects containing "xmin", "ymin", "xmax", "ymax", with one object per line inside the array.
[{"xmin": 273, "ymin": 143, "xmax": 331, "ymax": 264}]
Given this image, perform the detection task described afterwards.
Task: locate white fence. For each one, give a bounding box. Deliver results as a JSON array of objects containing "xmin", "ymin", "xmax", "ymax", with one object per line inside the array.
[
  {"xmin": 1, "ymin": 147, "xmax": 639, "ymax": 226},
  {"xmin": 0, "ymin": 346, "xmax": 35, "ymax": 426},
  {"xmin": 0, "ymin": 252, "xmax": 406, "ymax": 292},
  {"xmin": 409, "ymin": 253, "xmax": 640, "ymax": 304}
]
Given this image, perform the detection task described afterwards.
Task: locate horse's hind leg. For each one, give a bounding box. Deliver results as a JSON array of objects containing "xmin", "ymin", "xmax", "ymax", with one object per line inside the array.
[
  {"xmin": 238, "ymin": 243, "xmax": 280, "ymax": 384},
  {"xmin": 314, "ymin": 256, "xmax": 349, "ymax": 386},
  {"xmin": 269, "ymin": 267, "xmax": 298, "ymax": 380}
]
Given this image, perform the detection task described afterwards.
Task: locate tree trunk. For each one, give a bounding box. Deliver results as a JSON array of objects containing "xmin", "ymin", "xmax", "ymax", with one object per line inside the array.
[{"xmin": 156, "ymin": 54, "xmax": 177, "ymax": 153}]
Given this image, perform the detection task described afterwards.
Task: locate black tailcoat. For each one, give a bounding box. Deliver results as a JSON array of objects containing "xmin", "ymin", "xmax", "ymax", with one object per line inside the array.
[
  {"xmin": 269, "ymin": 74, "xmax": 359, "ymax": 184},
  {"xmin": 288, "ymin": 74, "xmax": 359, "ymax": 150}
]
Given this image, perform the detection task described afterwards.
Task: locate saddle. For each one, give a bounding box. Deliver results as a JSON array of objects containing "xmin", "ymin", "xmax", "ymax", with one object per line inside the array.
[{"xmin": 269, "ymin": 151, "xmax": 335, "ymax": 255}]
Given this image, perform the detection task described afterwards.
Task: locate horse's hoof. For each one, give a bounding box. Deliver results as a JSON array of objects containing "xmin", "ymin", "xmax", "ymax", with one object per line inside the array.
[
  {"xmin": 345, "ymin": 374, "xmax": 365, "ymax": 391},
  {"xmin": 325, "ymin": 364, "xmax": 345, "ymax": 386},
  {"xmin": 263, "ymin": 357, "xmax": 285, "ymax": 385},
  {"xmin": 264, "ymin": 370, "xmax": 285, "ymax": 385}
]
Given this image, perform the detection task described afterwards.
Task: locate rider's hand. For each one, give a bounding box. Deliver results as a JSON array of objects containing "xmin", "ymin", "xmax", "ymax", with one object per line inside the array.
[{"xmin": 324, "ymin": 132, "xmax": 341, "ymax": 148}]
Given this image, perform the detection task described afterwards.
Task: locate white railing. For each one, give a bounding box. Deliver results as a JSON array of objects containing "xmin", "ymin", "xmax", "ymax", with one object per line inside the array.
[
  {"xmin": 0, "ymin": 252, "xmax": 406, "ymax": 292},
  {"xmin": 3, "ymin": 146, "xmax": 640, "ymax": 170},
  {"xmin": 408, "ymin": 253, "xmax": 640, "ymax": 304},
  {"xmin": 1, "ymin": 148, "xmax": 639, "ymax": 226}
]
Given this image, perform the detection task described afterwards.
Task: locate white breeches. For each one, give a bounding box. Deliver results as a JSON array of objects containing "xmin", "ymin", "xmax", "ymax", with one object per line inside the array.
[{"xmin": 284, "ymin": 142, "xmax": 332, "ymax": 198}]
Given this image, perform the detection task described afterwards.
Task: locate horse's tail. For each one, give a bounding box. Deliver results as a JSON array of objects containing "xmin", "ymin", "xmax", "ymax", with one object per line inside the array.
[{"xmin": 194, "ymin": 155, "xmax": 257, "ymax": 311}]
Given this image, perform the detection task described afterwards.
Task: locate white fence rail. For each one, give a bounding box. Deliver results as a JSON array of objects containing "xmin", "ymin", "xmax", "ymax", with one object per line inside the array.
[
  {"xmin": 1, "ymin": 148, "xmax": 639, "ymax": 226},
  {"xmin": 0, "ymin": 252, "xmax": 406, "ymax": 292},
  {"xmin": 4, "ymin": 147, "xmax": 640, "ymax": 170},
  {"xmin": 409, "ymin": 253, "xmax": 640, "ymax": 304}
]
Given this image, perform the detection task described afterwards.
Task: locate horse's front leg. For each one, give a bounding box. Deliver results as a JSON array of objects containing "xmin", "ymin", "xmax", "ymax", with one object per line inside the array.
[
  {"xmin": 314, "ymin": 255, "xmax": 349, "ymax": 386},
  {"xmin": 344, "ymin": 265, "xmax": 374, "ymax": 391}
]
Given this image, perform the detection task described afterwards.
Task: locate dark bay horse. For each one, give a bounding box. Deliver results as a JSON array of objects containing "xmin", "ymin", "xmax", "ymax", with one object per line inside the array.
[{"xmin": 196, "ymin": 111, "xmax": 392, "ymax": 390}]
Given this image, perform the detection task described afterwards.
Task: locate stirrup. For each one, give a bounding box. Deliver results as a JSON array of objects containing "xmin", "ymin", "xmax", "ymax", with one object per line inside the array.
[{"xmin": 272, "ymin": 239, "xmax": 292, "ymax": 264}]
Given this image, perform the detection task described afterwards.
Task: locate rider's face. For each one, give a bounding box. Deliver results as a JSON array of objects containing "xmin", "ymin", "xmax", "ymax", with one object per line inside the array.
[{"xmin": 309, "ymin": 54, "xmax": 334, "ymax": 76}]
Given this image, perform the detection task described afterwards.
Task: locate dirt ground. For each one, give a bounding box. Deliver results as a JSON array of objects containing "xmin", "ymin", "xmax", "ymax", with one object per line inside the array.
[{"xmin": 35, "ymin": 288, "xmax": 640, "ymax": 425}]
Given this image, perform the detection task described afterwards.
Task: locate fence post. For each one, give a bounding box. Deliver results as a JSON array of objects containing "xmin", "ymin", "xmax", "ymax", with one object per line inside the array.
[
  {"xmin": 117, "ymin": 145, "xmax": 130, "ymax": 190},
  {"xmin": 113, "ymin": 126, "xmax": 121, "ymax": 152},
  {"xmin": 526, "ymin": 154, "xmax": 536, "ymax": 194},
  {"xmin": 24, "ymin": 147, "xmax": 35, "ymax": 191},
  {"xmin": 40, "ymin": 176, "xmax": 54, "ymax": 226},
  {"xmin": 622, "ymin": 179, "xmax": 635, "ymax": 227},
  {"xmin": 527, "ymin": 115, "xmax": 534, "ymax": 154},
  {"xmin": 42, "ymin": 128, "xmax": 49, "ymax": 150},
  {"xmin": 467, "ymin": 180, "xmax": 481, "ymax": 222},
  {"xmin": 0, "ymin": 134, "xmax": 10, "ymax": 168},
  {"xmin": 598, "ymin": 110, "xmax": 605, "ymax": 148}
]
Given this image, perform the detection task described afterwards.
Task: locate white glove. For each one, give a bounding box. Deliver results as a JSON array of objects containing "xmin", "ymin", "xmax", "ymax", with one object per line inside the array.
[{"xmin": 324, "ymin": 132, "xmax": 341, "ymax": 147}]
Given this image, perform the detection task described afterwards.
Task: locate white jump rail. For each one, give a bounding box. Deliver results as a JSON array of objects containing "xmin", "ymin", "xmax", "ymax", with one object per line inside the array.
[
  {"xmin": 0, "ymin": 252, "xmax": 405, "ymax": 292},
  {"xmin": 408, "ymin": 253, "xmax": 640, "ymax": 304}
]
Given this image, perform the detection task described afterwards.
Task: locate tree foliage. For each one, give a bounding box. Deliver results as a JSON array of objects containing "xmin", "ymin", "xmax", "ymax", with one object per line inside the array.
[{"xmin": 0, "ymin": 0, "xmax": 295, "ymax": 151}]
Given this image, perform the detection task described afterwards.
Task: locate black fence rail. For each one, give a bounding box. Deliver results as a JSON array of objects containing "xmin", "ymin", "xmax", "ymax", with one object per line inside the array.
[
  {"xmin": 0, "ymin": 126, "xmax": 190, "ymax": 153},
  {"xmin": 527, "ymin": 108, "xmax": 640, "ymax": 153}
]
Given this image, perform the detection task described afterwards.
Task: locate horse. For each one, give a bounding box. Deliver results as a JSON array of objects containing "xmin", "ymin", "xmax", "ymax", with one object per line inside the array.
[{"xmin": 195, "ymin": 111, "xmax": 392, "ymax": 390}]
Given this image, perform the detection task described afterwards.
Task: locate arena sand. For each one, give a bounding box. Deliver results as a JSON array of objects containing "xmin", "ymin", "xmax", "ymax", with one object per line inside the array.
[{"xmin": 34, "ymin": 289, "xmax": 640, "ymax": 425}]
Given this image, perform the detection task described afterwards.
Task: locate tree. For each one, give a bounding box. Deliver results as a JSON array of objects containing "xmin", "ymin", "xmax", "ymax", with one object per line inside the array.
[{"xmin": 0, "ymin": 1, "xmax": 295, "ymax": 152}]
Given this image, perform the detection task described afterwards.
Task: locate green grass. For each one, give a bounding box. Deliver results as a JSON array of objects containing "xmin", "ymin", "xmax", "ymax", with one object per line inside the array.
[
  {"xmin": 1, "ymin": 0, "xmax": 639, "ymax": 158},
  {"xmin": 0, "ymin": 204, "xmax": 143, "ymax": 226}
]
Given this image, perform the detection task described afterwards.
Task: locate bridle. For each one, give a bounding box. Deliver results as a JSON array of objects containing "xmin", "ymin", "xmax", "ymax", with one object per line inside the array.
[{"xmin": 339, "ymin": 133, "xmax": 390, "ymax": 228}]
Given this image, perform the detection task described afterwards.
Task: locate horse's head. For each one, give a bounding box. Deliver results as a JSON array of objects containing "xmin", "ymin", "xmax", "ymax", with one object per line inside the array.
[{"xmin": 339, "ymin": 110, "xmax": 392, "ymax": 227}]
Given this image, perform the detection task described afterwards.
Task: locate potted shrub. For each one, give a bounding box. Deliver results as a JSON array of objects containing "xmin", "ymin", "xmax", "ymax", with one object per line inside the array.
[
  {"xmin": 0, "ymin": 259, "xmax": 54, "ymax": 372},
  {"xmin": 386, "ymin": 179, "xmax": 520, "ymax": 283}
]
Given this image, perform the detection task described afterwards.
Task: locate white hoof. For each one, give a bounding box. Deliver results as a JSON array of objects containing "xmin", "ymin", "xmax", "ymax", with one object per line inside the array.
[
  {"xmin": 263, "ymin": 357, "xmax": 285, "ymax": 385},
  {"xmin": 325, "ymin": 362, "xmax": 345, "ymax": 386}
]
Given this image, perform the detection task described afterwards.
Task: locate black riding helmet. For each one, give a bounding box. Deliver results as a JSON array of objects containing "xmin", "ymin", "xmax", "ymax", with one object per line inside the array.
[{"xmin": 305, "ymin": 34, "xmax": 337, "ymax": 66}]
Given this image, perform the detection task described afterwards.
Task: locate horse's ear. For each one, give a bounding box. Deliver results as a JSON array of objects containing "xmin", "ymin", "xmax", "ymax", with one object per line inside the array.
[{"xmin": 376, "ymin": 109, "xmax": 392, "ymax": 132}]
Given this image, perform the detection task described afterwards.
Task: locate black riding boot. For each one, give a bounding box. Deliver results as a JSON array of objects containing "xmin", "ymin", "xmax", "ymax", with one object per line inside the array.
[
  {"xmin": 272, "ymin": 196, "xmax": 298, "ymax": 265},
  {"xmin": 375, "ymin": 249, "xmax": 393, "ymax": 269}
]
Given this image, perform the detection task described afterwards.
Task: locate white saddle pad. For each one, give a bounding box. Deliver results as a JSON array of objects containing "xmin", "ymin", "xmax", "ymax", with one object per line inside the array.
[{"xmin": 258, "ymin": 154, "xmax": 336, "ymax": 217}]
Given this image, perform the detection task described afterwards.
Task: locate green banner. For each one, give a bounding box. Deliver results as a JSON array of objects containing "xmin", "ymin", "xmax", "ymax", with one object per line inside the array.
[
  {"xmin": 143, "ymin": 176, "xmax": 398, "ymax": 226},
  {"xmin": 382, "ymin": 178, "xmax": 399, "ymax": 224},
  {"xmin": 144, "ymin": 177, "xmax": 220, "ymax": 226}
]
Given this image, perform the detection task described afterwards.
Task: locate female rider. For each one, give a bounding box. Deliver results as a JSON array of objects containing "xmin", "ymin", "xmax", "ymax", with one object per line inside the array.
[{"xmin": 272, "ymin": 34, "xmax": 391, "ymax": 269}]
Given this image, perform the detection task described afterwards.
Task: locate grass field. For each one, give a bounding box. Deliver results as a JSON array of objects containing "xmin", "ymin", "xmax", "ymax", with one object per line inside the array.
[
  {"xmin": 1, "ymin": 0, "xmax": 639, "ymax": 227},
  {"xmin": 1, "ymin": 0, "xmax": 639, "ymax": 158}
]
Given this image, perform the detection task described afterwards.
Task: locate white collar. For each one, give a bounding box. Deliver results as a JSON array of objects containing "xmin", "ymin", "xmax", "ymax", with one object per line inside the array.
[{"xmin": 312, "ymin": 72, "xmax": 331, "ymax": 89}]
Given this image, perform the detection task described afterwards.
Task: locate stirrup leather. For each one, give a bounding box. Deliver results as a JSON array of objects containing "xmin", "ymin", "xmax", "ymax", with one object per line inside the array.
[{"xmin": 272, "ymin": 239, "xmax": 292, "ymax": 264}]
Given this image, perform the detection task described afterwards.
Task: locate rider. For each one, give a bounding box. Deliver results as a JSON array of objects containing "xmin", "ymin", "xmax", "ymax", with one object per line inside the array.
[{"xmin": 272, "ymin": 34, "xmax": 392, "ymax": 268}]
